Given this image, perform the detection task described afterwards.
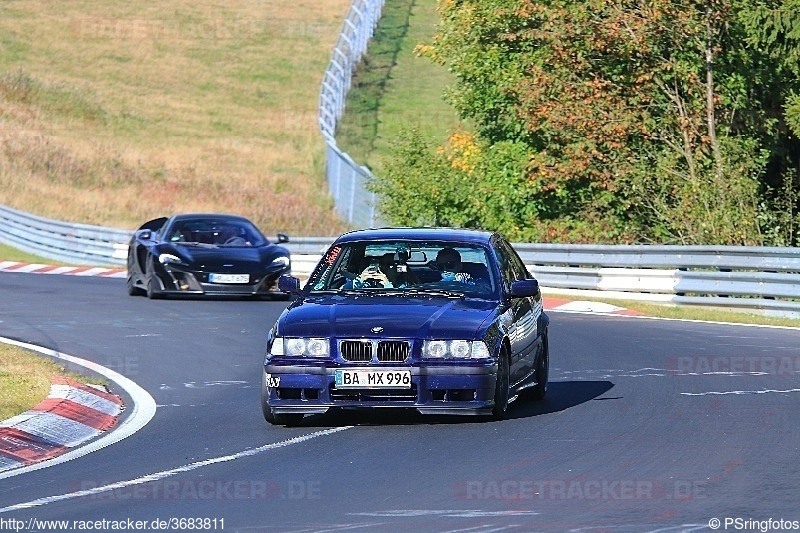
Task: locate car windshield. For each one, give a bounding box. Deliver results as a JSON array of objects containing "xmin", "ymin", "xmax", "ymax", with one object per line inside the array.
[
  {"xmin": 308, "ymin": 240, "xmax": 496, "ymax": 298},
  {"xmin": 165, "ymin": 218, "xmax": 266, "ymax": 247}
]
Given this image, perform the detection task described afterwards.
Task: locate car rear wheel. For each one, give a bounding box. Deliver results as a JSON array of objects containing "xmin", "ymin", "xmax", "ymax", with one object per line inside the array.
[
  {"xmin": 529, "ymin": 329, "xmax": 549, "ymax": 400},
  {"xmin": 261, "ymin": 374, "xmax": 303, "ymax": 426},
  {"xmin": 491, "ymin": 346, "xmax": 510, "ymax": 420}
]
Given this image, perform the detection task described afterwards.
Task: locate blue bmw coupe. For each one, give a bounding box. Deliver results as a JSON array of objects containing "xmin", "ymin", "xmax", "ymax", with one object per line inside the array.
[{"xmin": 262, "ymin": 227, "xmax": 549, "ymax": 425}]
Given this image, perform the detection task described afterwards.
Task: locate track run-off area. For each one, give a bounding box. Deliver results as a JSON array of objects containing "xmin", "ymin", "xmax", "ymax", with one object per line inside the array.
[{"xmin": 1, "ymin": 270, "xmax": 799, "ymax": 532}]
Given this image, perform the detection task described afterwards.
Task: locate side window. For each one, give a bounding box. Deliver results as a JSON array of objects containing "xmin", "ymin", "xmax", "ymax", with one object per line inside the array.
[
  {"xmin": 505, "ymin": 240, "xmax": 530, "ymax": 281},
  {"xmin": 492, "ymin": 241, "xmax": 516, "ymax": 292},
  {"xmin": 495, "ymin": 239, "xmax": 529, "ymax": 285}
]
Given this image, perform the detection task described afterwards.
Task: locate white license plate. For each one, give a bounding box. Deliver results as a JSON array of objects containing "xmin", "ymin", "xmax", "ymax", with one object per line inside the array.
[
  {"xmin": 335, "ymin": 369, "xmax": 412, "ymax": 389},
  {"xmin": 209, "ymin": 273, "xmax": 250, "ymax": 284}
]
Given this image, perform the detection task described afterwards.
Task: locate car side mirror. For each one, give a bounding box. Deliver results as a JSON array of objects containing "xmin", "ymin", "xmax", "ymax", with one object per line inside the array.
[
  {"xmin": 510, "ymin": 279, "xmax": 539, "ymax": 299},
  {"xmin": 278, "ymin": 275, "xmax": 301, "ymax": 294},
  {"xmin": 277, "ymin": 233, "xmax": 289, "ymax": 244},
  {"xmin": 138, "ymin": 229, "xmax": 152, "ymax": 240}
]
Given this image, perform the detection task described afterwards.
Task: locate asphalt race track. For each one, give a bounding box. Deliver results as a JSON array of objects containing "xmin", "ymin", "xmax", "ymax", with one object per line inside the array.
[{"xmin": 1, "ymin": 272, "xmax": 799, "ymax": 532}]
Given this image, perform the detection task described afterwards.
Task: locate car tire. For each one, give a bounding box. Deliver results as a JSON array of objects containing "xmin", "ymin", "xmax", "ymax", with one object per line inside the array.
[
  {"xmin": 146, "ymin": 273, "xmax": 164, "ymax": 300},
  {"xmin": 529, "ymin": 329, "xmax": 549, "ymax": 401},
  {"xmin": 126, "ymin": 275, "xmax": 144, "ymax": 296},
  {"xmin": 144, "ymin": 259, "xmax": 164, "ymax": 300},
  {"xmin": 261, "ymin": 374, "xmax": 303, "ymax": 426},
  {"xmin": 491, "ymin": 345, "xmax": 510, "ymax": 420}
]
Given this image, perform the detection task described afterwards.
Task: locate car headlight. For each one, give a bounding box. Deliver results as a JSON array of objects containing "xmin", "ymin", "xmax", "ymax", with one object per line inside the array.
[
  {"xmin": 422, "ymin": 340, "xmax": 490, "ymax": 359},
  {"xmin": 158, "ymin": 253, "xmax": 185, "ymax": 265},
  {"xmin": 272, "ymin": 337, "xmax": 329, "ymax": 357},
  {"xmin": 271, "ymin": 256, "xmax": 290, "ymax": 267}
]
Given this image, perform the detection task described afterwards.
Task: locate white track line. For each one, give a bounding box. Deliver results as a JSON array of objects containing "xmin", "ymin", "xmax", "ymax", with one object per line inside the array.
[
  {"xmin": 681, "ymin": 388, "xmax": 800, "ymax": 396},
  {"xmin": 0, "ymin": 426, "xmax": 352, "ymax": 512}
]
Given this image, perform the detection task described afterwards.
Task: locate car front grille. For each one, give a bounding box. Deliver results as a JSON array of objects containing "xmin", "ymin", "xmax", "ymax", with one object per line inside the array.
[
  {"xmin": 329, "ymin": 383, "xmax": 418, "ymax": 402},
  {"xmin": 339, "ymin": 340, "xmax": 410, "ymax": 363},
  {"xmin": 377, "ymin": 341, "xmax": 409, "ymax": 362},
  {"xmin": 340, "ymin": 340, "xmax": 372, "ymax": 362}
]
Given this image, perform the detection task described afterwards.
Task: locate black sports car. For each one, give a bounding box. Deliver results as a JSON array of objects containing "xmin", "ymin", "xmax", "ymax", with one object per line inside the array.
[
  {"xmin": 262, "ymin": 227, "xmax": 549, "ymax": 425},
  {"xmin": 126, "ymin": 213, "xmax": 291, "ymax": 299}
]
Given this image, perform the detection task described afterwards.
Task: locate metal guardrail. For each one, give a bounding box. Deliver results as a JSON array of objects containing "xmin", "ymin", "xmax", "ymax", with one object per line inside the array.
[
  {"xmin": 512, "ymin": 243, "xmax": 800, "ymax": 272},
  {"xmin": 0, "ymin": 205, "xmax": 131, "ymax": 266},
  {"xmin": 2, "ymin": 0, "xmax": 799, "ymax": 316},
  {"xmin": 318, "ymin": 0, "xmax": 383, "ymax": 229},
  {"xmin": 287, "ymin": 240, "xmax": 800, "ymax": 316},
  {"xmin": 1, "ymin": 211, "xmax": 799, "ymax": 315}
]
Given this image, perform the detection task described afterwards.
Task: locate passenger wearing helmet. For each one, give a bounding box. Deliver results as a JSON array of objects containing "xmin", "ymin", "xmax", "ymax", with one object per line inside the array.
[{"xmin": 434, "ymin": 247, "xmax": 475, "ymax": 285}]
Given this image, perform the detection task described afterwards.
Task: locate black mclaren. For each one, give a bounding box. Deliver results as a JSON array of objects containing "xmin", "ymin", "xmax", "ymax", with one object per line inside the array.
[{"xmin": 126, "ymin": 213, "xmax": 291, "ymax": 299}]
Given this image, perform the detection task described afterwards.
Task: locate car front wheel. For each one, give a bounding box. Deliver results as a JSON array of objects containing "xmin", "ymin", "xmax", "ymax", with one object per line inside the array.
[
  {"xmin": 127, "ymin": 275, "xmax": 144, "ymax": 296},
  {"xmin": 145, "ymin": 260, "xmax": 164, "ymax": 300},
  {"xmin": 491, "ymin": 346, "xmax": 510, "ymax": 420}
]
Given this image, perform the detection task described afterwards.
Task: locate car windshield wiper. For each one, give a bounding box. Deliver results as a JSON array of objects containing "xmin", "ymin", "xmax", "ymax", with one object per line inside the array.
[
  {"xmin": 309, "ymin": 289, "xmax": 365, "ymax": 295},
  {"xmin": 401, "ymin": 288, "xmax": 465, "ymax": 298}
]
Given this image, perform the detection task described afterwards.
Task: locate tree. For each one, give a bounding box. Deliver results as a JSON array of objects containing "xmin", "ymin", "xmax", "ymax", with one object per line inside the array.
[{"xmin": 376, "ymin": 0, "xmax": 800, "ymax": 245}]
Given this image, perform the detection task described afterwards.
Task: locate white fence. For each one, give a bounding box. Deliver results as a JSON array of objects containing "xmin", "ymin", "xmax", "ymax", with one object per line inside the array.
[{"xmin": 318, "ymin": 0, "xmax": 384, "ymax": 228}]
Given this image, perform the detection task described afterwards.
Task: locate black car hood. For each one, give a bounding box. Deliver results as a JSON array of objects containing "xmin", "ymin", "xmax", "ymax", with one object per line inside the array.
[
  {"xmin": 278, "ymin": 294, "xmax": 498, "ymax": 340},
  {"xmin": 165, "ymin": 244, "xmax": 277, "ymax": 271}
]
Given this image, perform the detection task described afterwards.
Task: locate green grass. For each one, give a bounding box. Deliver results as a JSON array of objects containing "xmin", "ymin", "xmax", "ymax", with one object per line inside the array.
[
  {"xmin": 335, "ymin": 0, "xmax": 459, "ymax": 173},
  {"xmin": 0, "ymin": 243, "xmax": 65, "ymax": 264},
  {"xmin": 0, "ymin": 0, "xmax": 353, "ymax": 235},
  {"xmin": 0, "ymin": 344, "xmax": 106, "ymax": 420},
  {"xmin": 0, "ymin": 69, "xmax": 107, "ymax": 122}
]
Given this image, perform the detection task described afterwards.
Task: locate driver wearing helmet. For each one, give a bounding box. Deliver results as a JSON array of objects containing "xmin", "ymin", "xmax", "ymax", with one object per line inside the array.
[
  {"xmin": 342, "ymin": 254, "xmax": 396, "ymax": 289},
  {"xmin": 352, "ymin": 258, "xmax": 392, "ymax": 288},
  {"xmin": 435, "ymin": 247, "xmax": 475, "ymax": 285}
]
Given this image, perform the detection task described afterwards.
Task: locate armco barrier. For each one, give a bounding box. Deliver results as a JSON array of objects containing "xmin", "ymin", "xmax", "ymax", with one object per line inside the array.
[
  {"xmin": 1, "ymin": 210, "xmax": 799, "ymax": 315},
  {"xmin": 0, "ymin": 205, "xmax": 130, "ymax": 266},
  {"xmin": 4, "ymin": 2, "xmax": 796, "ymax": 315}
]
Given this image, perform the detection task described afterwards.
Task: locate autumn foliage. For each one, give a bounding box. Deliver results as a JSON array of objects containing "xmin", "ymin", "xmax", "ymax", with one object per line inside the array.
[{"xmin": 374, "ymin": 0, "xmax": 800, "ymax": 244}]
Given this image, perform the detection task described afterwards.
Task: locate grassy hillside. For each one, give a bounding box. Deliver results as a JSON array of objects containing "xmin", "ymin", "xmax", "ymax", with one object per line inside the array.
[
  {"xmin": 334, "ymin": 0, "xmax": 459, "ymax": 174},
  {"xmin": 0, "ymin": 0, "xmax": 351, "ymax": 236}
]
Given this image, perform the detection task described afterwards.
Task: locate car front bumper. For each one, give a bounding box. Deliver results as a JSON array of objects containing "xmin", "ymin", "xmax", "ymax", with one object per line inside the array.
[
  {"xmin": 263, "ymin": 363, "xmax": 499, "ymax": 416},
  {"xmin": 155, "ymin": 266, "xmax": 289, "ymax": 296}
]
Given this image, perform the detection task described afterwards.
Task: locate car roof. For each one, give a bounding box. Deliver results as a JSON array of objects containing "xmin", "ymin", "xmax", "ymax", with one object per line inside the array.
[
  {"xmin": 334, "ymin": 227, "xmax": 497, "ymax": 245},
  {"xmin": 170, "ymin": 213, "xmax": 252, "ymax": 223}
]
